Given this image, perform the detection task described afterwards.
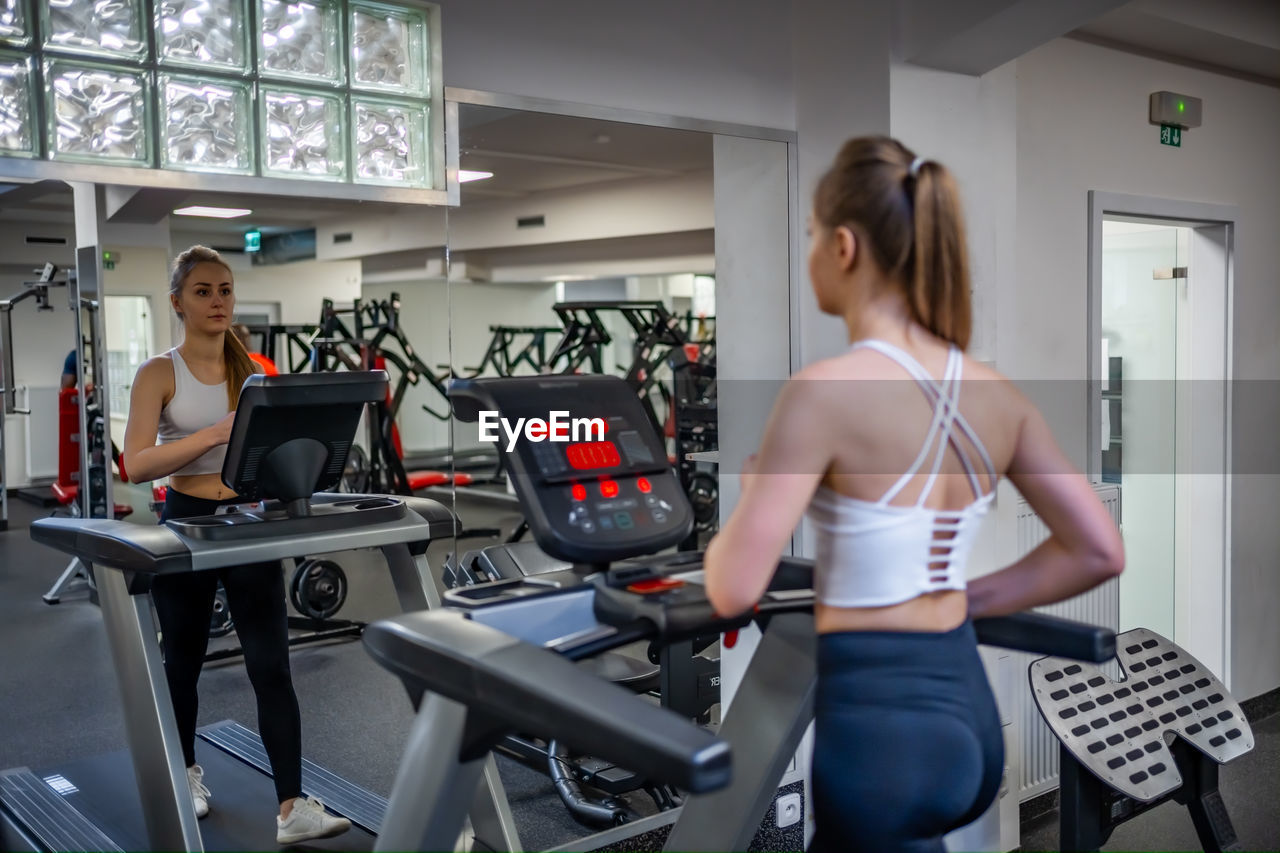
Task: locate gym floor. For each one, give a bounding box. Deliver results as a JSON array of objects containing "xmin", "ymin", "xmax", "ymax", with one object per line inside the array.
[{"xmin": 1, "ymin": 486, "xmax": 1277, "ymax": 852}]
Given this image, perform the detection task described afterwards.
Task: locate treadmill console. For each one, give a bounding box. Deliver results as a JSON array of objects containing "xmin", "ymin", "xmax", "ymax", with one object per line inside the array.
[{"xmin": 451, "ymin": 376, "xmax": 694, "ymax": 563}]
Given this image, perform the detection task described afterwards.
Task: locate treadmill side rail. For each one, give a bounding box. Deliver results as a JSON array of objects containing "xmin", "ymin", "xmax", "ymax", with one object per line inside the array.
[
  {"xmin": 31, "ymin": 518, "xmax": 191, "ymax": 575},
  {"xmin": 974, "ymin": 612, "xmax": 1116, "ymax": 662},
  {"xmin": 664, "ymin": 612, "xmax": 817, "ymax": 853},
  {"xmin": 363, "ymin": 612, "xmax": 732, "ymax": 794},
  {"xmin": 96, "ymin": 569, "xmax": 204, "ymax": 852}
]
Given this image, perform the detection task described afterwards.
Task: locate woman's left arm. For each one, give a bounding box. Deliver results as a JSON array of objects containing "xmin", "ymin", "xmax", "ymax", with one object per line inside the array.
[{"xmin": 703, "ymin": 372, "xmax": 836, "ymax": 617}]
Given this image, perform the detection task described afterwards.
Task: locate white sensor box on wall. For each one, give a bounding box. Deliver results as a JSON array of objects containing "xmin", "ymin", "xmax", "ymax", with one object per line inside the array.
[{"xmin": 1150, "ymin": 92, "xmax": 1202, "ymax": 128}]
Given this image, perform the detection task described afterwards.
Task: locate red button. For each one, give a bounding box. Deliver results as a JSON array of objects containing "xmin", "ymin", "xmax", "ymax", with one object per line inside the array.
[
  {"xmin": 724, "ymin": 630, "xmax": 739, "ymax": 649},
  {"xmin": 571, "ymin": 484, "xmax": 586, "ymax": 501},
  {"xmin": 600, "ymin": 479, "xmax": 619, "ymax": 498},
  {"xmin": 637, "ymin": 477, "xmax": 652, "ymax": 493},
  {"xmin": 626, "ymin": 578, "xmax": 686, "ymax": 594}
]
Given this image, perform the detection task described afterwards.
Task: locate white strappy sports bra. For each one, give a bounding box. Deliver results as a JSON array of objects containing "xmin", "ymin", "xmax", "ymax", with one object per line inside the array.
[{"xmin": 808, "ymin": 339, "xmax": 997, "ymax": 608}]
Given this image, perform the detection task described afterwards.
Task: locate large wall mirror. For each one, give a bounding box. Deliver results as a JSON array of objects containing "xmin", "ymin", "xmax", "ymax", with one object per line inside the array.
[{"xmin": 441, "ymin": 104, "xmax": 719, "ymax": 572}]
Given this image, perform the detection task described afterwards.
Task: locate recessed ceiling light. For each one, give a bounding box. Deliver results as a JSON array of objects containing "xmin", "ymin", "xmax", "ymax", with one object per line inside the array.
[
  {"xmin": 458, "ymin": 170, "xmax": 494, "ymax": 183},
  {"xmin": 172, "ymin": 205, "xmax": 253, "ymax": 219}
]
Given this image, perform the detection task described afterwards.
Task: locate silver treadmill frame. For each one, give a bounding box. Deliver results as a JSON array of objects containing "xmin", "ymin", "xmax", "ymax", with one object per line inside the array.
[
  {"xmin": 85, "ymin": 505, "xmax": 456, "ymax": 852},
  {"xmin": 374, "ymin": 606, "xmax": 816, "ymax": 853}
]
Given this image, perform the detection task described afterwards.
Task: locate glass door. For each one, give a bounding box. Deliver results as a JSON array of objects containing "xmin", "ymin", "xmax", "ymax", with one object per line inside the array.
[{"xmin": 1100, "ymin": 220, "xmax": 1187, "ymax": 638}]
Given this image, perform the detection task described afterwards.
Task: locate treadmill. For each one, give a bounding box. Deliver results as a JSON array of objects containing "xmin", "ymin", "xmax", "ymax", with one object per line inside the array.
[
  {"xmin": 0, "ymin": 372, "xmax": 456, "ymax": 853},
  {"xmin": 360, "ymin": 375, "xmax": 1118, "ymax": 852}
]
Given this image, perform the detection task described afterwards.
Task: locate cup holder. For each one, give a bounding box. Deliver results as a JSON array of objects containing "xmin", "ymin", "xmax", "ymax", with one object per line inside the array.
[{"xmin": 352, "ymin": 498, "xmax": 397, "ymax": 510}]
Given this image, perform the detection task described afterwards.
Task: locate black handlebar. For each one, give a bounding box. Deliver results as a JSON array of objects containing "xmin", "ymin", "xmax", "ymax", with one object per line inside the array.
[{"xmin": 973, "ymin": 611, "xmax": 1115, "ymax": 662}]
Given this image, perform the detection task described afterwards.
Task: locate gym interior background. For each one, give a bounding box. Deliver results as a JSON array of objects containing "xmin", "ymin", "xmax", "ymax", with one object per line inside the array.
[{"xmin": 1, "ymin": 0, "xmax": 1277, "ymax": 851}]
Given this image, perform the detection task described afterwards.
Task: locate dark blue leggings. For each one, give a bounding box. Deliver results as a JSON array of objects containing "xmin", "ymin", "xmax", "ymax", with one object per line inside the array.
[
  {"xmin": 808, "ymin": 620, "xmax": 1003, "ymax": 853},
  {"xmin": 153, "ymin": 490, "xmax": 302, "ymax": 804}
]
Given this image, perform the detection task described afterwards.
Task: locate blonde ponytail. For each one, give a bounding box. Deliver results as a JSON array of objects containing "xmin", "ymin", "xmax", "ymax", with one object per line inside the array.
[
  {"xmin": 814, "ymin": 136, "xmax": 973, "ymax": 350},
  {"xmin": 908, "ymin": 160, "xmax": 972, "ymax": 350},
  {"xmin": 223, "ymin": 328, "xmax": 256, "ymax": 409}
]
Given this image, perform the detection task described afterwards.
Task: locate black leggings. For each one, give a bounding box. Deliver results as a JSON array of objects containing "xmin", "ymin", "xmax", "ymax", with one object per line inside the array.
[
  {"xmin": 153, "ymin": 490, "xmax": 302, "ymax": 804},
  {"xmin": 808, "ymin": 620, "xmax": 1004, "ymax": 853}
]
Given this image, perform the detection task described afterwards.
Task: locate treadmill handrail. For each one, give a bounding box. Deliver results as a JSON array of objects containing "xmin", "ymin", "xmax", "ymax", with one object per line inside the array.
[
  {"xmin": 973, "ymin": 612, "xmax": 1115, "ymax": 662},
  {"xmin": 362, "ymin": 610, "xmax": 731, "ymax": 794}
]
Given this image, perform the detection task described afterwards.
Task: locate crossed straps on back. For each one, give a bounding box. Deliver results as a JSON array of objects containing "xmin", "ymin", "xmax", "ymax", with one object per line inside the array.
[{"xmin": 849, "ymin": 339, "xmax": 997, "ymax": 508}]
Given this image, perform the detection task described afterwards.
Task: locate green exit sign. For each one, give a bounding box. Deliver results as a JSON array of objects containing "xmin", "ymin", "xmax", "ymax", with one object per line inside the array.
[
  {"xmin": 244, "ymin": 229, "xmax": 262, "ymax": 253},
  {"xmin": 1160, "ymin": 125, "xmax": 1182, "ymax": 147}
]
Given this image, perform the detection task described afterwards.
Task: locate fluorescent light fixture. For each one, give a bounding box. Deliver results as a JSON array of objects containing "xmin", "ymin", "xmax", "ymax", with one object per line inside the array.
[
  {"xmin": 458, "ymin": 170, "xmax": 493, "ymax": 183},
  {"xmin": 172, "ymin": 205, "xmax": 254, "ymax": 219}
]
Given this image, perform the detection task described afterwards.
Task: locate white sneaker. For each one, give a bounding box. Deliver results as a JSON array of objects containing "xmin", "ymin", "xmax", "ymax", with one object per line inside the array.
[
  {"xmin": 276, "ymin": 796, "xmax": 351, "ymax": 845},
  {"xmin": 186, "ymin": 765, "xmax": 210, "ymax": 819}
]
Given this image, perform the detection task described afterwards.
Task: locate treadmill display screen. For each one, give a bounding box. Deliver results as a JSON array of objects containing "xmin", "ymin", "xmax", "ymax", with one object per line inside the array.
[{"xmin": 566, "ymin": 441, "xmax": 621, "ymax": 471}]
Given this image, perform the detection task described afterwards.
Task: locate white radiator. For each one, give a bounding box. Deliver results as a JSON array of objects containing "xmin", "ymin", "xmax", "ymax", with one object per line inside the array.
[
  {"xmin": 23, "ymin": 386, "xmax": 59, "ymax": 480},
  {"xmin": 1014, "ymin": 483, "xmax": 1121, "ymax": 800}
]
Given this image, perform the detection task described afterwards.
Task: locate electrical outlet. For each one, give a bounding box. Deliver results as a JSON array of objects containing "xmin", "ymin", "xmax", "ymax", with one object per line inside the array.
[{"xmin": 776, "ymin": 792, "xmax": 802, "ymax": 828}]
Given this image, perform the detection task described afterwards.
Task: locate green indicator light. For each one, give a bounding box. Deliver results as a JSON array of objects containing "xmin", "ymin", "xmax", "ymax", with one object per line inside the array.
[{"xmin": 1178, "ymin": 101, "xmax": 1185, "ymax": 112}]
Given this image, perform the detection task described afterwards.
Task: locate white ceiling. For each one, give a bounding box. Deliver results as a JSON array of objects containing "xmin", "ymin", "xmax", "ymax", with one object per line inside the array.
[{"xmin": 1071, "ymin": 0, "xmax": 1280, "ymax": 84}]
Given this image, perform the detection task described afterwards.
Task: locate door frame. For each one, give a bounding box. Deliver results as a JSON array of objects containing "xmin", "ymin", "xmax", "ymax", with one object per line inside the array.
[{"xmin": 1087, "ymin": 190, "xmax": 1236, "ymax": 685}]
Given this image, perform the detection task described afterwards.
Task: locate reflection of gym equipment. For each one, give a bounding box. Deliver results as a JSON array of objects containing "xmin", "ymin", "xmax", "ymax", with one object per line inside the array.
[
  {"xmin": 363, "ymin": 374, "xmax": 1118, "ymax": 853},
  {"xmin": 669, "ymin": 343, "xmax": 718, "ymax": 550},
  {"xmin": 310, "ymin": 294, "xmax": 489, "ymax": 492},
  {"xmin": 6, "ymin": 372, "xmax": 457, "ymax": 852},
  {"xmin": 548, "ymin": 301, "xmax": 694, "ymax": 435},
  {"xmin": 43, "ymin": 386, "xmax": 136, "ymax": 605},
  {"xmin": 146, "ymin": 483, "xmax": 367, "ymax": 661},
  {"xmin": 454, "ymin": 325, "xmax": 564, "ymax": 377},
  {"xmin": 1033, "ymin": 628, "xmax": 1255, "ymax": 852},
  {"xmin": 201, "ymin": 558, "xmax": 365, "ymax": 665},
  {"xmin": 243, "ymin": 323, "xmax": 319, "ymax": 374},
  {"xmin": 1, "ymin": 258, "xmax": 124, "ymax": 569}
]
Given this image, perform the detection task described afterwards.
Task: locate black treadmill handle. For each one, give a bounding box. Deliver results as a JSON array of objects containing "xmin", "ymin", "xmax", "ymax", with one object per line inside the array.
[
  {"xmin": 363, "ymin": 612, "xmax": 731, "ymax": 793},
  {"xmin": 973, "ymin": 612, "xmax": 1115, "ymax": 662},
  {"xmin": 30, "ymin": 516, "xmax": 192, "ymax": 575}
]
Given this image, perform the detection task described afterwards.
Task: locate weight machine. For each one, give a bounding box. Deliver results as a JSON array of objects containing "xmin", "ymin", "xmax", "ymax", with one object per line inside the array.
[
  {"xmin": 453, "ymin": 325, "xmax": 564, "ymax": 378},
  {"xmin": 1, "ymin": 260, "xmax": 113, "ymax": 538},
  {"xmin": 548, "ymin": 301, "xmax": 692, "ymax": 435},
  {"xmin": 243, "ymin": 323, "xmax": 319, "ymax": 374}
]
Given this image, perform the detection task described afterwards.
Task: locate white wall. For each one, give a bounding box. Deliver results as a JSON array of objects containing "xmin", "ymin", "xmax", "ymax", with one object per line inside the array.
[
  {"xmin": 231, "ymin": 258, "xmax": 361, "ymax": 326},
  {"xmin": 890, "ymin": 60, "xmax": 1017, "ymax": 365},
  {"xmin": 1012, "ymin": 37, "xmax": 1280, "ymax": 699},
  {"xmin": 451, "ymin": 173, "xmax": 714, "ymax": 252},
  {"xmin": 434, "ymin": 0, "xmax": 794, "ymax": 130}
]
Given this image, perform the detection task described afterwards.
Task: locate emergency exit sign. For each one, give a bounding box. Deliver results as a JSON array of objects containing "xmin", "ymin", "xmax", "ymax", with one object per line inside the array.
[{"xmin": 1160, "ymin": 125, "xmax": 1181, "ymax": 147}]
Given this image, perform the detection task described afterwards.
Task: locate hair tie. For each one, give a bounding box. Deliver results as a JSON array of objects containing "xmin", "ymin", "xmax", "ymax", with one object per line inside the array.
[{"xmin": 908, "ymin": 156, "xmax": 926, "ymax": 178}]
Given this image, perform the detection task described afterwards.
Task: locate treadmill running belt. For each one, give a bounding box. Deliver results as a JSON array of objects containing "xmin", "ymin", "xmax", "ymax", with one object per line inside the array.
[
  {"xmin": 0, "ymin": 768, "xmax": 124, "ymax": 853},
  {"xmin": 26, "ymin": 747, "xmax": 375, "ymax": 852},
  {"xmin": 198, "ymin": 721, "xmax": 387, "ymax": 834}
]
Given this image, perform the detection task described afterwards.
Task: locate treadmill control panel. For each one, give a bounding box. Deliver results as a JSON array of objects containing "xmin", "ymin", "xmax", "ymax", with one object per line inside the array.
[{"xmin": 450, "ymin": 376, "xmax": 694, "ymax": 563}]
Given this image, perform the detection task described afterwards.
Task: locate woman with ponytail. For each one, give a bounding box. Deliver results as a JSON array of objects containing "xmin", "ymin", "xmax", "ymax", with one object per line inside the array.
[
  {"xmin": 704, "ymin": 138, "xmax": 1124, "ymax": 851},
  {"xmin": 122, "ymin": 246, "xmax": 350, "ymax": 844}
]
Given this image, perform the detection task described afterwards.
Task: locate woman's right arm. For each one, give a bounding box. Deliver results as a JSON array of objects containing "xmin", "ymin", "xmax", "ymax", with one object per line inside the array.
[
  {"xmin": 122, "ymin": 358, "xmax": 232, "ymax": 483},
  {"xmin": 967, "ymin": 397, "xmax": 1125, "ymax": 619}
]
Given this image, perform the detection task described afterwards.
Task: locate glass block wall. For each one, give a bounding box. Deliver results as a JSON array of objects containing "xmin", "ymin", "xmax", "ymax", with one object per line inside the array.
[{"xmin": 0, "ymin": 0, "xmax": 438, "ymax": 187}]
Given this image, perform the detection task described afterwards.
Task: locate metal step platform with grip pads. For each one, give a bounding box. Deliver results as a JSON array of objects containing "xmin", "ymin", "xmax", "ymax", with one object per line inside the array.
[{"xmin": 1032, "ymin": 627, "xmax": 1254, "ymax": 852}]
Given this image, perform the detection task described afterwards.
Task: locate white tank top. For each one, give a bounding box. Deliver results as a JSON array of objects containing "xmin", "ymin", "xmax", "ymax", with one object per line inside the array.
[
  {"xmin": 807, "ymin": 339, "xmax": 997, "ymax": 608},
  {"xmin": 157, "ymin": 348, "xmax": 229, "ymax": 477}
]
